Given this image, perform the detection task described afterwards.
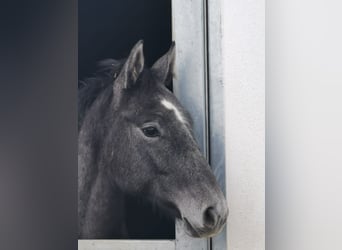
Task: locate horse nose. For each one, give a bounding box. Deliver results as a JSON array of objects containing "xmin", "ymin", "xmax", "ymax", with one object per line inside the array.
[
  {"xmin": 203, "ymin": 202, "xmax": 228, "ymax": 230},
  {"xmin": 203, "ymin": 206, "xmax": 219, "ymax": 228}
]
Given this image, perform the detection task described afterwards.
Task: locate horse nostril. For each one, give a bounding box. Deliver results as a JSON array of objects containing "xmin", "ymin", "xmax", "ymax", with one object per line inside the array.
[{"xmin": 203, "ymin": 206, "xmax": 219, "ymax": 228}]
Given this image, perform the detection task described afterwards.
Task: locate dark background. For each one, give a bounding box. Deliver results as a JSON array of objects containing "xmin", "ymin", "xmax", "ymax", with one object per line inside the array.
[
  {"xmin": 79, "ymin": 0, "xmax": 174, "ymax": 239},
  {"xmin": 79, "ymin": 0, "xmax": 172, "ymax": 80}
]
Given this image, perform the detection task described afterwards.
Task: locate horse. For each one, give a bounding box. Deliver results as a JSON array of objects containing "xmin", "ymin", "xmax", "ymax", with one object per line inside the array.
[{"xmin": 78, "ymin": 40, "xmax": 228, "ymax": 239}]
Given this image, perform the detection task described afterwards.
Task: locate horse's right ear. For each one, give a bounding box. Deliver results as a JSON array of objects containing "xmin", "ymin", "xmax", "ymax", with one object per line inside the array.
[
  {"xmin": 151, "ymin": 42, "xmax": 175, "ymax": 87},
  {"xmin": 115, "ymin": 40, "xmax": 145, "ymax": 91}
]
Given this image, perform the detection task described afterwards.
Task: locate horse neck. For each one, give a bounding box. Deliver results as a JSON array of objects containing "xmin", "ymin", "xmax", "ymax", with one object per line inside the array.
[
  {"xmin": 79, "ymin": 169, "xmax": 127, "ymax": 238},
  {"xmin": 78, "ymin": 118, "xmax": 127, "ymax": 238}
]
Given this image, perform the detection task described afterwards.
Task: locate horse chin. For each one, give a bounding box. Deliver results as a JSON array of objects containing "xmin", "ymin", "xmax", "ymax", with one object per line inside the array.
[
  {"xmin": 181, "ymin": 218, "xmax": 224, "ymax": 238},
  {"xmin": 182, "ymin": 218, "xmax": 202, "ymax": 237}
]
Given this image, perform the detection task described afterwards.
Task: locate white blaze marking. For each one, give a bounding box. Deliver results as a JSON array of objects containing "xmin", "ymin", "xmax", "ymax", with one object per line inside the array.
[{"xmin": 161, "ymin": 99, "xmax": 186, "ymax": 124}]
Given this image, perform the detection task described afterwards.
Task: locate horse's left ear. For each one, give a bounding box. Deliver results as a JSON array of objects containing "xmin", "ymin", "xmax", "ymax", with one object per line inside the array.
[{"xmin": 151, "ymin": 42, "xmax": 175, "ymax": 86}]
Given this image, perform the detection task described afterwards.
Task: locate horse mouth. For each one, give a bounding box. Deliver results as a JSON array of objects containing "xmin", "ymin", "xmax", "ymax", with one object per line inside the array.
[
  {"xmin": 157, "ymin": 200, "xmax": 224, "ymax": 238},
  {"xmin": 182, "ymin": 217, "xmax": 226, "ymax": 238},
  {"xmin": 183, "ymin": 218, "xmax": 201, "ymax": 237}
]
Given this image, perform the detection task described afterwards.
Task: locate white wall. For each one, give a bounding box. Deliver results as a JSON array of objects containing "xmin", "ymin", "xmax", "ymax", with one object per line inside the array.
[
  {"xmin": 222, "ymin": 1, "xmax": 342, "ymax": 249},
  {"xmin": 223, "ymin": 1, "xmax": 265, "ymax": 249}
]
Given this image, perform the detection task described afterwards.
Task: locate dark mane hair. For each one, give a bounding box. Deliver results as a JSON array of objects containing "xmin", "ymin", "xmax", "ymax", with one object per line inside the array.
[{"xmin": 78, "ymin": 59, "xmax": 125, "ymax": 129}]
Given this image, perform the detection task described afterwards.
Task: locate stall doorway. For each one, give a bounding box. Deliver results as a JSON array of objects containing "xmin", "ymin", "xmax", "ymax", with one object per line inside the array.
[{"xmin": 78, "ymin": 0, "xmax": 174, "ymax": 240}]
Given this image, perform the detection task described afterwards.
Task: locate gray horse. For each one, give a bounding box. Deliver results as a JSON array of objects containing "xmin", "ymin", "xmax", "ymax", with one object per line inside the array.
[{"xmin": 78, "ymin": 41, "xmax": 228, "ymax": 239}]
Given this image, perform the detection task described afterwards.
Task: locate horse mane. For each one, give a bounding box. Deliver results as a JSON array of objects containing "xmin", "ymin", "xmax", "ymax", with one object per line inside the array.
[{"xmin": 78, "ymin": 58, "xmax": 125, "ymax": 130}]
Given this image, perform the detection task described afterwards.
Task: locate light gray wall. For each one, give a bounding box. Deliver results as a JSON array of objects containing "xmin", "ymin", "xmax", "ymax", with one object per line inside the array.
[
  {"xmin": 223, "ymin": 0, "xmax": 265, "ymax": 249},
  {"xmin": 267, "ymin": 0, "xmax": 342, "ymax": 249}
]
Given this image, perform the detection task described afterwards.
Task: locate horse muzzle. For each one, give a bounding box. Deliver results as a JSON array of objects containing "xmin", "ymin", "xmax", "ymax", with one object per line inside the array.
[{"xmin": 177, "ymin": 191, "xmax": 228, "ymax": 238}]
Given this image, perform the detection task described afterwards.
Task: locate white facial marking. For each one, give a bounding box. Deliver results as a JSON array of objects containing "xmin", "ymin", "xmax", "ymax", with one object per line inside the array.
[{"xmin": 161, "ymin": 99, "xmax": 186, "ymax": 124}]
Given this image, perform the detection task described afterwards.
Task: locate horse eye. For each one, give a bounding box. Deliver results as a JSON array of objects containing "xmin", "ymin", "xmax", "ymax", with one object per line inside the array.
[{"xmin": 142, "ymin": 126, "xmax": 160, "ymax": 137}]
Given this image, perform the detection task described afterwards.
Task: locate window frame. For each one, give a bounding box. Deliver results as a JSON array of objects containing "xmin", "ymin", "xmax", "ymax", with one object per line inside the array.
[
  {"xmin": 172, "ymin": 0, "xmax": 226, "ymax": 249},
  {"xmin": 78, "ymin": 0, "xmax": 226, "ymax": 249}
]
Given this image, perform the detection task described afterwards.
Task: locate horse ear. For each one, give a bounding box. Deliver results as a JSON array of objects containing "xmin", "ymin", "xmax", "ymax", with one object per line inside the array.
[
  {"xmin": 151, "ymin": 42, "xmax": 175, "ymax": 86},
  {"xmin": 117, "ymin": 40, "xmax": 145, "ymax": 89}
]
